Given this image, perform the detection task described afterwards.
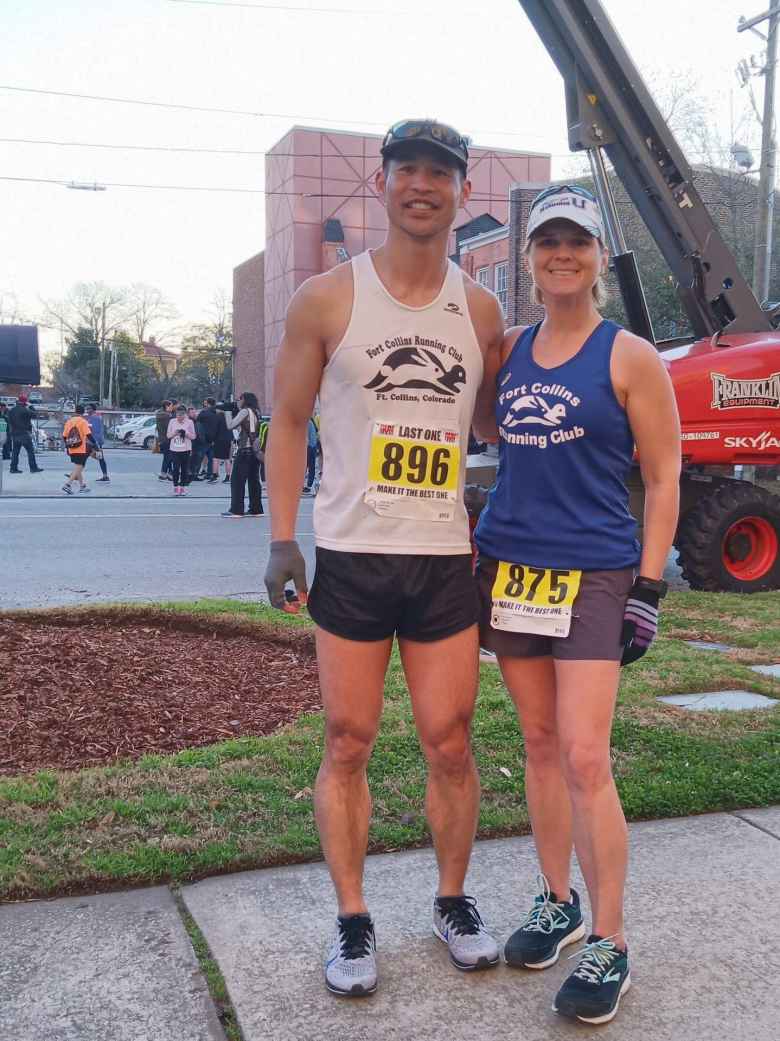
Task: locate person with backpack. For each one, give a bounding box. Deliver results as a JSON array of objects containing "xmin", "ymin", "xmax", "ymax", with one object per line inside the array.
[
  {"xmin": 221, "ymin": 391, "xmax": 263, "ymax": 517},
  {"xmin": 62, "ymin": 404, "xmax": 95, "ymax": 494}
]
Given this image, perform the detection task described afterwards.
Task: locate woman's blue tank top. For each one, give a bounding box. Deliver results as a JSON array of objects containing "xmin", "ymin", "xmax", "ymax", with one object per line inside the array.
[{"xmin": 475, "ymin": 319, "xmax": 640, "ymax": 570}]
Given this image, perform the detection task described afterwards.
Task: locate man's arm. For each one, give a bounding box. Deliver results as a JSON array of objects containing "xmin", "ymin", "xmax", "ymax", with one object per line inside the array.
[
  {"xmin": 619, "ymin": 333, "xmax": 681, "ymax": 579},
  {"xmin": 264, "ymin": 277, "xmax": 329, "ymax": 608},
  {"xmin": 465, "ymin": 281, "xmax": 505, "ymax": 443}
]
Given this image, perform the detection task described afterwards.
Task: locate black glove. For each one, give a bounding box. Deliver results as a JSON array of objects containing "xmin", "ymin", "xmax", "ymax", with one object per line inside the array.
[
  {"xmin": 264, "ymin": 540, "xmax": 308, "ymax": 612},
  {"xmin": 620, "ymin": 579, "xmax": 661, "ymax": 666}
]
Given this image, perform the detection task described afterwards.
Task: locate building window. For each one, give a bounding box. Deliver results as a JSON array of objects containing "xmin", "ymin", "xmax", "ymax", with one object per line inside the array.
[
  {"xmin": 476, "ymin": 266, "xmax": 491, "ymax": 288},
  {"xmin": 495, "ymin": 262, "xmax": 508, "ymax": 315}
]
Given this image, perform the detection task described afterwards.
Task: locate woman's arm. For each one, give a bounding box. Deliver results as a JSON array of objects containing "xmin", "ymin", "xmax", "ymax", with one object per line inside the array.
[
  {"xmin": 225, "ymin": 408, "xmax": 248, "ymax": 431},
  {"xmin": 617, "ymin": 332, "xmax": 681, "ymax": 579}
]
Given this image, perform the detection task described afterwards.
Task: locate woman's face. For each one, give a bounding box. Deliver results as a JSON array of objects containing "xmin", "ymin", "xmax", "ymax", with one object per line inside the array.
[{"xmin": 526, "ymin": 219, "xmax": 607, "ymax": 303}]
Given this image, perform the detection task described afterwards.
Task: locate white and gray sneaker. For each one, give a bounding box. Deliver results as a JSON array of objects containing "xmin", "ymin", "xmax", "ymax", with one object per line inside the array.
[
  {"xmin": 433, "ymin": 895, "xmax": 499, "ymax": 971},
  {"xmin": 325, "ymin": 913, "xmax": 377, "ymax": 997}
]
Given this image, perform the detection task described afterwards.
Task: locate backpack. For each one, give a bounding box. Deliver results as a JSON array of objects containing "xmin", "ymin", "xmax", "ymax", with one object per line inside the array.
[{"xmin": 65, "ymin": 424, "xmax": 83, "ymax": 449}]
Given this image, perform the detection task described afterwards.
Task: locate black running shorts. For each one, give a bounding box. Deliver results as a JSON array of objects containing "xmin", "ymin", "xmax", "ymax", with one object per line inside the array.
[
  {"xmin": 476, "ymin": 555, "xmax": 634, "ymax": 661},
  {"xmin": 308, "ymin": 548, "xmax": 479, "ymax": 643},
  {"xmin": 67, "ymin": 453, "xmax": 89, "ymax": 466}
]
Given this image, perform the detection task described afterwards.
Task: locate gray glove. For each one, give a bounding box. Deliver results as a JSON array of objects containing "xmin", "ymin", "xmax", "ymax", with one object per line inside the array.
[{"xmin": 264, "ymin": 540, "xmax": 308, "ymax": 611}]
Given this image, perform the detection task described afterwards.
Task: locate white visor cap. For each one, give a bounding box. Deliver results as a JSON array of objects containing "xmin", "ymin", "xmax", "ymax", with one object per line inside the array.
[{"xmin": 525, "ymin": 189, "xmax": 605, "ymax": 244}]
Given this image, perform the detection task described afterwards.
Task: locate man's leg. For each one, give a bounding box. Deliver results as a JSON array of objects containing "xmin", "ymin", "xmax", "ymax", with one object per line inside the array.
[
  {"xmin": 10, "ymin": 437, "xmax": 21, "ymax": 470},
  {"xmin": 23, "ymin": 435, "xmax": 39, "ymax": 471},
  {"xmin": 314, "ymin": 628, "xmax": 391, "ymax": 914},
  {"xmin": 399, "ymin": 625, "xmax": 480, "ymax": 897}
]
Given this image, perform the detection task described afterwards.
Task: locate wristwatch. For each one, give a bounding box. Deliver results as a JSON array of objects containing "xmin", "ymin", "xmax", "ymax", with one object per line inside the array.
[{"xmin": 634, "ymin": 575, "xmax": 668, "ymax": 598}]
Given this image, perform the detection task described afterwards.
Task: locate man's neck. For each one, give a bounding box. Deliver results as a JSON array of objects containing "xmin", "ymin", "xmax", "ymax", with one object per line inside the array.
[{"xmin": 371, "ymin": 233, "xmax": 450, "ymax": 307}]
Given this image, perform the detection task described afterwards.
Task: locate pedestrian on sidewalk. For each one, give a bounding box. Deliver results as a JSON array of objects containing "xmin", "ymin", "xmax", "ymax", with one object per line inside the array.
[
  {"xmin": 156, "ymin": 400, "xmax": 174, "ymax": 481},
  {"xmin": 62, "ymin": 404, "xmax": 94, "ymax": 494},
  {"xmin": 473, "ymin": 184, "xmax": 681, "ymax": 1025},
  {"xmin": 8, "ymin": 394, "xmax": 44, "ymax": 474},
  {"xmin": 197, "ymin": 397, "xmax": 219, "ymax": 482},
  {"xmin": 85, "ymin": 404, "xmax": 110, "ymax": 482},
  {"xmin": 212, "ymin": 407, "xmax": 233, "ymax": 483},
  {"xmin": 167, "ymin": 404, "xmax": 195, "ymax": 496},
  {"xmin": 264, "ymin": 118, "xmax": 506, "ymax": 997},
  {"xmin": 0, "ymin": 403, "xmax": 11, "ymax": 461},
  {"xmin": 221, "ymin": 392, "xmax": 263, "ymax": 517},
  {"xmin": 302, "ymin": 415, "xmax": 319, "ymax": 494}
]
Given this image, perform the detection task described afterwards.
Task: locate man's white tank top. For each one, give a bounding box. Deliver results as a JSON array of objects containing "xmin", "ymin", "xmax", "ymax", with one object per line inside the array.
[{"xmin": 314, "ymin": 250, "xmax": 483, "ymax": 554}]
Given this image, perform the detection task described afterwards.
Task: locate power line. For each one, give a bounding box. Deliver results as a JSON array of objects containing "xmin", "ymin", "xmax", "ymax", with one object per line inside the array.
[
  {"xmin": 169, "ymin": 0, "xmax": 406, "ymax": 13},
  {"xmin": 0, "ymin": 135, "xmax": 752, "ymax": 162},
  {"xmin": 0, "ymin": 174, "xmax": 524, "ymax": 201},
  {"xmin": 0, "ymin": 84, "xmax": 551, "ymax": 140}
]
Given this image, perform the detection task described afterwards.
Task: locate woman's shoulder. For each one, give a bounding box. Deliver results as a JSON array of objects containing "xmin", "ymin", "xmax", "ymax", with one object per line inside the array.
[{"xmin": 500, "ymin": 324, "xmax": 531, "ymax": 365}]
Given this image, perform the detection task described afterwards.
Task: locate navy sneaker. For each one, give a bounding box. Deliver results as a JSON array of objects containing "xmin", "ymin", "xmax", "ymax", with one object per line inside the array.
[
  {"xmin": 504, "ymin": 876, "xmax": 585, "ymax": 969},
  {"xmin": 553, "ymin": 935, "xmax": 631, "ymax": 1024}
]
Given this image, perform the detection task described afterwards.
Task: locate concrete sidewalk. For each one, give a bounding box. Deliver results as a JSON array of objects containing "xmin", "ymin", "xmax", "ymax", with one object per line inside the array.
[{"xmin": 2, "ymin": 809, "xmax": 779, "ymax": 1040}]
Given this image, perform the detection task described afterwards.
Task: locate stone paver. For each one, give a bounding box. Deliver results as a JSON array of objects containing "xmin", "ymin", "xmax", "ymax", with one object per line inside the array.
[
  {"xmin": 0, "ymin": 887, "xmax": 225, "ymax": 1041},
  {"xmin": 750, "ymin": 663, "xmax": 780, "ymax": 678},
  {"xmin": 182, "ymin": 814, "xmax": 780, "ymax": 1041},
  {"xmin": 657, "ymin": 690, "xmax": 777, "ymax": 710},
  {"xmin": 684, "ymin": 640, "xmax": 737, "ymax": 653}
]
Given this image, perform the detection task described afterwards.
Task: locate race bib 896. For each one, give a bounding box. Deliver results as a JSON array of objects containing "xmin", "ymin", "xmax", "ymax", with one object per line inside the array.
[{"xmin": 365, "ymin": 420, "xmax": 461, "ymax": 522}]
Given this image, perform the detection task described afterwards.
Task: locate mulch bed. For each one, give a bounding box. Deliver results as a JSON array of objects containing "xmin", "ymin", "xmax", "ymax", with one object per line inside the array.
[{"xmin": 0, "ymin": 608, "xmax": 320, "ymax": 776}]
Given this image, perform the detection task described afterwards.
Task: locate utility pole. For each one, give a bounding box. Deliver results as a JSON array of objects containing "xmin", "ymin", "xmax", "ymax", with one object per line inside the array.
[{"xmin": 740, "ymin": 2, "xmax": 780, "ymax": 303}]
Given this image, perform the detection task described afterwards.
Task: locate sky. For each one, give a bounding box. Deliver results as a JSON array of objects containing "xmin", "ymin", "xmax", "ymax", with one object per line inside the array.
[{"xmin": 0, "ymin": 0, "xmax": 771, "ymax": 357}]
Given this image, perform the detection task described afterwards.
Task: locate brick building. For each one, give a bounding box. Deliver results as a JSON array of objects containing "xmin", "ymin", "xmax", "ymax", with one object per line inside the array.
[{"xmin": 233, "ymin": 126, "xmax": 550, "ymax": 409}]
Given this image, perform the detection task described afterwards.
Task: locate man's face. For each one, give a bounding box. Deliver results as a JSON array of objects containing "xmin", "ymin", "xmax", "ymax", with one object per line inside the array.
[{"xmin": 376, "ymin": 146, "xmax": 470, "ymax": 242}]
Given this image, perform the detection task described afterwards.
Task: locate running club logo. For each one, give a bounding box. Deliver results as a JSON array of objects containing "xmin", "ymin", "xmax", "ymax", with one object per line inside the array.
[
  {"xmin": 710, "ymin": 371, "xmax": 780, "ymax": 410},
  {"xmin": 364, "ymin": 346, "xmax": 467, "ymax": 396},
  {"xmin": 498, "ymin": 378, "xmax": 584, "ymax": 449}
]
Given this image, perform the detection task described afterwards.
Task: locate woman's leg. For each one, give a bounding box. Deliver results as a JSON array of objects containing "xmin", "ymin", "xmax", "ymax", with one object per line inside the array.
[
  {"xmin": 555, "ymin": 659, "xmax": 627, "ymax": 947},
  {"xmin": 248, "ymin": 457, "xmax": 262, "ymax": 513},
  {"xmin": 499, "ymin": 655, "xmax": 574, "ymax": 898},
  {"xmin": 181, "ymin": 452, "xmax": 192, "ymax": 486},
  {"xmin": 229, "ymin": 454, "xmax": 245, "ymax": 514}
]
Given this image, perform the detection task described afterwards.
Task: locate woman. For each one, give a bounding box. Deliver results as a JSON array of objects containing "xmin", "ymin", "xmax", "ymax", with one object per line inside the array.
[
  {"xmin": 167, "ymin": 404, "xmax": 196, "ymax": 496},
  {"xmin": 221, "ymin": 391, "xmax": 263, "ymax": 517},
  {"xmin": 474, "ymin": 185, "xmax": 680, "ymax": 1025}
]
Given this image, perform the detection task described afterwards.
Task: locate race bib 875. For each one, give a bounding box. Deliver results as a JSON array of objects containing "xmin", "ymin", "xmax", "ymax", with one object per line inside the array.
[
  {"xmin": 364, "ymin": 420, "xmax": 461, "ymax": 522},
  {"xmin": 491, "ymin": 561, "xmax": 582, "ymax": 637}
]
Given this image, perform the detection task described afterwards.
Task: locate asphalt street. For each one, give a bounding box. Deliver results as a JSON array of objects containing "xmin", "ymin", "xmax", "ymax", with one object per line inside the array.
[{"xmin": 2, "ymin": 446, "xmax": 685, "ymax": 610}]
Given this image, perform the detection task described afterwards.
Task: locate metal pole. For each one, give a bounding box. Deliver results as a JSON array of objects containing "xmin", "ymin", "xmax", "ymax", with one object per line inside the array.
[{"xmin": 753, "ymin": 0, "xmax": 780, "ymax": 303}]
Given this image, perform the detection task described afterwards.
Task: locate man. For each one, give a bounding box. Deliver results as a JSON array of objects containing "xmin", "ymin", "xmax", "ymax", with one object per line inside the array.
[
  {"xmin": 197, "ymin": 397, "xmax": 220, "ymax": 482},
  {"xmin": 62, "ymin": 404, "xmax": 94, "ymax": 494},
  {"xmin": 0, "ymin": 403, "xmax": 11, "ymax": 461},
  {"xmin": 264, "ymin": 119, "xmax": 506, "ymax": 996},
  {"xmin": 8, "ymin": 394, "xmax": 44, "ymax": 474},
  {"xmin": 302, "ymin": 415, "xmax": 319, "ymax": 494},
  {"xmin": 85, "ymin": 404, "xmax": 110, "ymax": 482},
  {"xmin": 187, "ymin": 406, "xmax": 207, "ymax": 480},
  {"xmin": 155, "ymin": 400, "xmax": 174, "ymax": 481}
]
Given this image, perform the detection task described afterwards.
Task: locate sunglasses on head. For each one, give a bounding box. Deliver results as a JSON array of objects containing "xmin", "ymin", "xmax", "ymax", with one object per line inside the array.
[
  {"xmin": 530, "ymin": 184, "xmax": 597, "ymax": 210},
  {"xmin": 382, "ymin": 120, "xmax": 469, "ymax": 158}
]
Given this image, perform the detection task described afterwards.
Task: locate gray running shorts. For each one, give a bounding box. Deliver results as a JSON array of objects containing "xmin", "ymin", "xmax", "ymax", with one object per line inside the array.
[{"xmin": 475, "ymin": 556, "xmax": 634, "ymax": 661}]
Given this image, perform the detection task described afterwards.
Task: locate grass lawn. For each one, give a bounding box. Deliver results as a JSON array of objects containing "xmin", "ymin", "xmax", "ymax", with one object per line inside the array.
[{"xmin": 1, "ymin": 592, "xmax": 779, "ymax": 903}]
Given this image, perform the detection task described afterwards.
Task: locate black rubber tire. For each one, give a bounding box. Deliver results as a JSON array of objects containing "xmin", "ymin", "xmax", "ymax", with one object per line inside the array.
[
  {"xmin": 675, "ymin": 481, "xmax": 780, "ymax": 592},
  {"xmin": 143, "ymin": 435, "xmax": 155, "ymax": 450}
]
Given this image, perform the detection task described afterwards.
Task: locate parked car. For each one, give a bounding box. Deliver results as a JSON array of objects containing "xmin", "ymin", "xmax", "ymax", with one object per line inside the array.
[
  {"xmin": 128, "ymin": 416, "xmax": 159, "ymax": 449},
  {"xmin": 115, "ymin": 415, "xmax": 152, "ymax": 443}
]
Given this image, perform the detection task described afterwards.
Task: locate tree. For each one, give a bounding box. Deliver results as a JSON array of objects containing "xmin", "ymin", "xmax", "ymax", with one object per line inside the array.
[
  {"xmin": 175, "ymin": 290, "xmax": 234, "ymax": 402},
  {"xmin": 125, "ymin": 283, "xmax": 179, "ymax": 346},
  {"xmin": 40, "ymin": 282, "xmax": 131, "ymax": 404}
]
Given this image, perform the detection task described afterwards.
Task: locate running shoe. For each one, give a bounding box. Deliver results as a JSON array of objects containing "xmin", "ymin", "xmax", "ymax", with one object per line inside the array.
[
  {"xmin": 504, "ymin": 875, "xmax": 585, "ymax": 969},
  {"xmin": 432, "ymin": 895, "xmax": 499, "ymax": 971},
  {"xmin": 62, "ymin": 482, "xmax": 73, "ymax": 495},
  {"xmin": 553, "ymin": 935, "xmax": 631, "ymax": 1025},
  {"xmin": 220, "ymin": 511, "xmax": 243, "ymax": 517},
  {"xmin": 158, "ymin": 474, "xmax": 168, "ymax": 481},
  {"xmin": 78, "ymin": 486, "xmax": 91, "ymax": 493},
  {"xmin": 324, "ymin": 914, "xmax": 377, "ymax": 997},
  {"xmin": 96, "ymin": 476, "xmax": 110, "ymax": 482}
]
